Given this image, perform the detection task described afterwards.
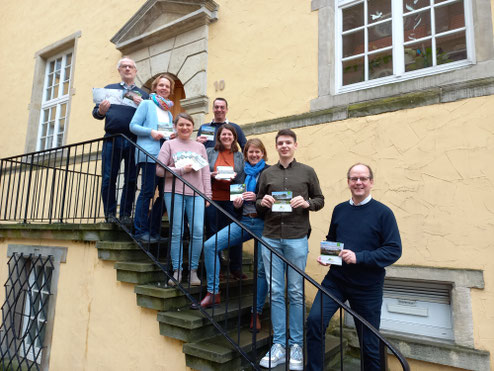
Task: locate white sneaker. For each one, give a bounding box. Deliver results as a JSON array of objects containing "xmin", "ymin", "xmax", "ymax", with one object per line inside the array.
[
  {"xmin": 168, "ymin": 270, "xmax": 182, "ymax": 286},
  {"xmin": 189, "ymin": 269, "xmax": 201, "ymax": 286},
  {"xmin": 260, "ymin": 343, "xmax": 286, "ymax": 368},
  {"xmin": 289, "ymin": 344, "xmax": 303, "ymax": 370}
]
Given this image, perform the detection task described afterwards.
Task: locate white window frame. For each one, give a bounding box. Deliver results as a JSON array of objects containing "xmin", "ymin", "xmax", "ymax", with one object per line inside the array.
[
  {"xmin": 36, "ymin": 50, "xmax": 73, "ymax": 151},
  {"xmin": 335, "ymin": 0, "xmax": 475, "ymax": 93}
]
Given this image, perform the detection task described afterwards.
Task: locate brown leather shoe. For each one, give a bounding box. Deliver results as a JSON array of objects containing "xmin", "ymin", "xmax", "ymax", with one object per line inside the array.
[
  {"xmin": 230, "ymin": 270, "xmax": 248, "ymax": 280},
  {"xmin": 249, "ymin": 313, "xmax": 261, "ymax": 332},
  {"xmin": 194, "ymin": 292, "xmax": 220, "ymax": 309}
]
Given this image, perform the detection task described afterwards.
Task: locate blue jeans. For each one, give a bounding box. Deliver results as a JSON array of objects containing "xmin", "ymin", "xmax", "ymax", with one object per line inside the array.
[
  {"xmin": 306, "ymin": 274, "xmax": 383, "ymax": 371},
  {"xmin": 205, "ymin": 201, "xmax": 243, "ymax": 272},
  {"xmin": 164, "ymin": 193, "xmax": 205, "ymax": 271},
  {"xmin": 101, "ymin": 137, "xmax": 136, "ymax": 218},
  {"xmin": 134, "ymin": 162, "xmax": 164, "ymax": 236},
  {"xmin": 204, "ymin": 216, "xmax": 266, "ymax": 307},
  {"xmin": 262, "ymin": 236, "xmax": 308, "ymax": 347}
]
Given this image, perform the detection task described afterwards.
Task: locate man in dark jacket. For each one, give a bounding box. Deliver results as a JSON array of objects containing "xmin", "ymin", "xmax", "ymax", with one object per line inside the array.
[{"xmin": 92, "ymin": 56, "xmax": 148, "ymax": 222}]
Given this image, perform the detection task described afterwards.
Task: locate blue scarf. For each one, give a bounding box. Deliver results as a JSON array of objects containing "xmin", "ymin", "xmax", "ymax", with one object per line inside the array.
[{"xmin": 244, "ymin": 159, "xmax": 265, "ymax": 192}]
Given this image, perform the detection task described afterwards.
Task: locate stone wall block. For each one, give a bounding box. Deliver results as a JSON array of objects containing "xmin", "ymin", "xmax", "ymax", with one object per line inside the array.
[
  {"xmin": 150, "ymin": 51, "xmax": 172, "ymax": 77},
  {"xmin": 168, "ymin": 39, "xmax": 208, "ymax": 76},
  {"xmin": 174, "ymin": 25, "xmax": 207, "ymax": 49},
  {"xmin": 178, "ymin": 52, "xmax": 207, "ymax": 84},
  {"xmin": 183, "ymin": 71, "xmax": 207, "ymax": 98},
  {"xmin": 135, "ymin": 59, "xmax": 151, "ymax": 86},
  {"xmin": 129, "ymin": 47, "xmax": 150, "ymax": 63},
  {"xmin": 149, "ymin": 38, "xmax": 175, "ymax": 57}
]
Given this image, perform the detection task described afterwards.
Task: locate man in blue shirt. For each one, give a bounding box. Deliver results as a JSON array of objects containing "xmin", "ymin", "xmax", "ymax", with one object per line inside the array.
[
  {"xmin": 92, "ymin": 56, "xmax": 148, "ymax": 223},
  {"xmin": 306, "ymin": 163, "xmax": 402, "ymax": 371},
  {"xmin": 196, "ymin": 97, "xmax": 247, "ymax": 150}
]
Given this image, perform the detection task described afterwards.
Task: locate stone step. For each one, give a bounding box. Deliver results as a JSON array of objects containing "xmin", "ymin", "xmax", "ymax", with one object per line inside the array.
[
  {"xmin": 96, "ymin": 240, "xmax": 144, "ymax": 261},
  {"xmin": 157, "ymin": 295, "xmax": 256, "ymax": 342},
  {"xmin": 184, "ymin": 331, "xmax": 345, "ymax": 371},
  {"xmin": 183, "ymin": 321, "xmax": 272, "ymax": 371},
  {"xmin": 135, "ymin": 273, "xmax": 255, "ymax": 312},
  {"xmin": 114, "ymin": 260, "xmax": 166, "ymax": 284}
]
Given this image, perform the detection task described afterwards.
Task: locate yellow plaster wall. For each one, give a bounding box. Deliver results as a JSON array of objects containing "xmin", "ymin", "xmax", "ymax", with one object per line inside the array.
[
  {"xmin": 0, "ymin": 239, "xmax": 188, "ymax": 370},
  {"xmin": 206, "ymin": 0, "xmax": 318, "ymax": 124},
  {"xmin": 0, "ymin": 1, "xmax": 146, "ymax": 158},
  {"xmin": 248, "ymin": 95, "xmax": 494, "ymax": 367}
]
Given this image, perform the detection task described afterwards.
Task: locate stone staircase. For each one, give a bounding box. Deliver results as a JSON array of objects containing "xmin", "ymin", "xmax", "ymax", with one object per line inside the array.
[{"xmin": 96, "ymin": 230, "xmax": 354, "ymax": 370}]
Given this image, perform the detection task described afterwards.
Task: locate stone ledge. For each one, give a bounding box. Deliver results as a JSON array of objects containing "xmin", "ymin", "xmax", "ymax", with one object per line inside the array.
[
  {"xmin": 242, "ymin": 77, "xmax": 494, "ymax": 136},
  {"xmin": 343, "ymin": 328, "xmax": 490, "ymax": 370}
]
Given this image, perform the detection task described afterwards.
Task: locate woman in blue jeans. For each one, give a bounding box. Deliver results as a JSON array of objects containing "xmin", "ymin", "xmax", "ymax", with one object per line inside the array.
[
  {"xmin": 130, "ymin": 74, "xmax": 174, "ymax": 243},
  {"xmin": 195, "ymin": 139, "xmax": 269, "ymax": 324}
]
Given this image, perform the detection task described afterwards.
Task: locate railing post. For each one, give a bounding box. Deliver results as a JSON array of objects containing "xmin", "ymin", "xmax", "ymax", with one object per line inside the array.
[
  {"xmin": 59, "ymin": 147, "xmax": 71, "ymax": 223},
  {"xmin": 23, "ymin": 154, "xmax": 35, "ymax": 223}
]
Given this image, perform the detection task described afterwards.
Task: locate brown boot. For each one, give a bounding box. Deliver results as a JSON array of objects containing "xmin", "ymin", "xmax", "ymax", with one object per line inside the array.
[
  {"xmin": 249, "ymin": 313, "xmax": 261, "ymax": 332},
  {"xmin": 192, "ymin": 292, "xmax": 221, "ymax": 309}
]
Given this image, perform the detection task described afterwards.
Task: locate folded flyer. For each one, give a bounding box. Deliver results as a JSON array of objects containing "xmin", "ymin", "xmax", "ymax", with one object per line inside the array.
[
  {"xmin": 271, "ymin": 191, "xmax": 292, "ymax": 212},
  {"xmin": 173, "ymin": 151, "xmax": 208, "ymax": 171},
  {"xmin": 215, "ymin": 166, "xmax": 234, "ymax": 180},
  {"xmin": 319, "ymin": 241, "xmax": 343, "ymax": 265},
  {"xmin": 157, "ymin": 122, "xmax": 174, "ymax": 140},
  {"xmin": 92, "ymin": 88, "xmax": 137, "ymax": 108},
  {"xmin": 200, "ymin": 125, "xmax": 215, "ymax": 141},
  {"xmin": 230, "ymin": 184, "xmax": 246, "ymax": 201}
]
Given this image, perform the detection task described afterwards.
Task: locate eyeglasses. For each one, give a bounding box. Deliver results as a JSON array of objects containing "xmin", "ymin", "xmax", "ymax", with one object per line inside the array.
[
  {"xmin": 119, "ymin": 64, "xmax": 135, "ymax": 70},
  {"xmin": 348, "ymin": 176, "xmax": 371, "ymax": 183}
]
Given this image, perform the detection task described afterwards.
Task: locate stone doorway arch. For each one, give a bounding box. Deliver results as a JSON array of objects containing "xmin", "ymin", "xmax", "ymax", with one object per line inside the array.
[{"xmin": 111, "ymin": 0, "xmax": 218, "ymax": 128}]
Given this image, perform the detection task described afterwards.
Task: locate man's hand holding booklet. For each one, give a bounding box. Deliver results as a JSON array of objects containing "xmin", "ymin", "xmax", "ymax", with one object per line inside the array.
[{"xmin": 319, "ymin": 241, "xmax": 344, "ymax": 265}]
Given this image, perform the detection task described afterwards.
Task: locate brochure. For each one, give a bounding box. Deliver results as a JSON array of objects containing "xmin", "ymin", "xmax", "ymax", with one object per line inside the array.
[
  {"xmin": 172, "ymin": 151, "xmax": 208, "ymax": 171},
  {"xmin": 200, "ymin": 125, "xmax": 216, "ymax": 141},
  {"xmin": 230, "ymin": 184, "xmax": 246, "ymax": 201},
  {"xmin": 319, "ymin": 241, "xmax": 344, "ymax": 265},
  {"xmin": 92, "ymin": 88, "xmax": 137, "ymax": 108},
  {"xmin": 215, "ymin": 166, "xmax": 235, "ymax": 180},
  {"xmin": 271, "ymin": 191, "xmax": 292, "ymax": 212},
  {"xmin": 157, "ymin": 122, "xmax": 174, "ymax": 140}
]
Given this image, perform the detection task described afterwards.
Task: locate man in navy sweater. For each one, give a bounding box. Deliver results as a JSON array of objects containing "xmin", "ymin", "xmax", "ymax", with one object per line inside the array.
[
  {"xmin": 92, "ymin": 56, "xmax": 148, "ymax": 222},
  {"xmin": 196, "ymin": 97, "xmax": 247, "ymax": 150},
  {"xmin": 306, "ymin": 163, "xmax": 402, "ymax": 371}
]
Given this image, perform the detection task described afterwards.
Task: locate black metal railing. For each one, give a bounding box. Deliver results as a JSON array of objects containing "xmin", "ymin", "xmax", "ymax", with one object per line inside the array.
[{"xmin": 0, "ymin": 134, "xmax": 409, "ymax": 370}]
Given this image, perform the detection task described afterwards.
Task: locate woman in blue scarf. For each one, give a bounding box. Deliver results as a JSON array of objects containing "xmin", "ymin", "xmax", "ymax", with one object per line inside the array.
[{"xmin": 194, "ymin": 139, "xmax": 269, "ymax": 327}]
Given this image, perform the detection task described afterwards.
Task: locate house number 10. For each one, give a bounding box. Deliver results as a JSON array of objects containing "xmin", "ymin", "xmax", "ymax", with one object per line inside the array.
[{"xmin": 214, "ymin": 80, "xmax": 225, "ymax": 92}]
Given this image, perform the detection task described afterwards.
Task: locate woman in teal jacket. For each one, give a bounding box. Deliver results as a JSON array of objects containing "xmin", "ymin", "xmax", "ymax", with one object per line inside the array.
[{"xmin": 129, "ymin": 73, "xmax": 174, "ymax": 243}]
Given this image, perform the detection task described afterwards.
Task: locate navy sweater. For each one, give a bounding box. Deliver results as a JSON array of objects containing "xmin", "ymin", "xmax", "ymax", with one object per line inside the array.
[
  {"xmin": 92, "ymin": 83, "xmax": 149, "ymax": 140},
  {"xmin": 326, "ymin": 199, "xmax": 402, "ymax": 287}
]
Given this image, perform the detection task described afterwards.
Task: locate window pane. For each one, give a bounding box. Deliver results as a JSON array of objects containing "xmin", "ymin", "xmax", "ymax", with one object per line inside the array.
[
  {"xmin": 343, "ymin": 3, "xmax": 364, "ymax": 31},
  {"xmin": 403, "ymin": 0, "xmax": 430, "ymax": 13},
  {"xmin": 404, "ymin": 39, "xmax": 433, "ymax": 72},
  {"xmin": 66, "ymin": 53, "xmax": 72, "ymax": 66},
  {"xmin": 368, "ymin": 0, "xmax": 391, "ymax": 24},
  {"xmin": 404, "ymin": 9, "xmax": 431, "ymax": 41},
  {"xmin": 343, "ymin": 30, "xmax": 364, "ymax": 57},
  {"xmin": 53, "ymin": 72, "xmax": 60, "ymax": 98},
  {"xmin": 368, "ymin": 21, "xmax": 392, "ymax": 51},
  {"xmin": 56, "ymin": 134, "xmax": 63, "ymax": 147},
  {"xmin": 435, "ymin": 0, "xmax": 465, "ymax": 34},
  {"xmin": 369, "ymin": 51, "xmax": 393, "ymax": 80},
  {"xmin": 343, "ymin": 57, "xmax": 365, "ymax": 85},
  {"xmin": 437, "ymin": 31, "xmax": 467, "ymax": 65},
  {"xmin": 48, "ymin": 61, "xmax": 55, "ymax": 74}
]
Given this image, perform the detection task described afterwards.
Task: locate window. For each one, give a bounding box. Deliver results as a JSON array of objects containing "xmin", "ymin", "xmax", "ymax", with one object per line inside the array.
[
  {"xmin": 37, "ymin": 51, "xmax": 73, "ymax": 151},
  {"xmin": 0, "ymin": 245, "xmax": 66, "ymax": 370},
  {"xmin": 337, "ymin": 0, "xmax": 473, "ymax": 91}
]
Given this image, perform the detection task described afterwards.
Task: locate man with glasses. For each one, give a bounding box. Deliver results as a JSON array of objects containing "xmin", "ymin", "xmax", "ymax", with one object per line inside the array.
[
  {"xmin": 93, "ymin": 56, "xmax": 149, "ymax": 223},
  {"xmin": 306, "ymin": 163, "xmax": 402, "ymax": 371},
  {"xmin": 256, "ymin": 129, "xmax": 324, "ymax": 370}
]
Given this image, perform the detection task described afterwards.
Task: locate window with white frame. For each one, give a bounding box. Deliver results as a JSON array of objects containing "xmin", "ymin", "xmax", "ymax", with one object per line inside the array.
[
  {"xmin": 337, "ymin": 0, "xmax": 473, "ymax": 90},
  {"xmin": 37, "ymin": 51, "xmax": 73, "ymax": 150}
]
